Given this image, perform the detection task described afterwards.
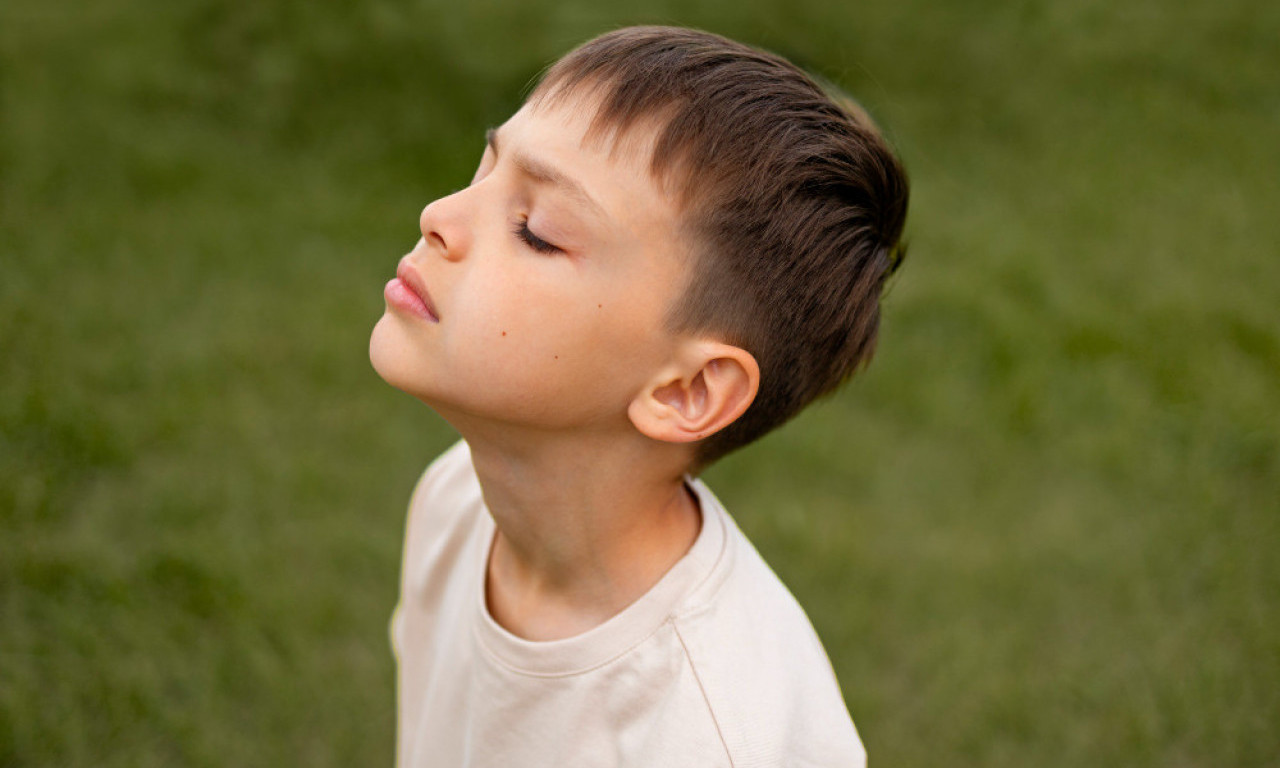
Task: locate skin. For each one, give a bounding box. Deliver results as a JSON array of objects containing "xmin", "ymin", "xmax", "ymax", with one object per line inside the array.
[{"xmin": 369, "ymin": 93, "xmax": 758, "ymax": 640}]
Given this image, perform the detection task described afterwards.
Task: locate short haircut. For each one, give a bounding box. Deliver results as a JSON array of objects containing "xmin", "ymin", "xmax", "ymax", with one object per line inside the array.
[{"xmin": 532, "ymin": 26, "xmax": 909, "ymax": 467}]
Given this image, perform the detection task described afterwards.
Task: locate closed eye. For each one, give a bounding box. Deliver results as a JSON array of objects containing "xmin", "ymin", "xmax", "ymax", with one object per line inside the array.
[{"xmin": 514, "ymin": 219, "xmax": 562, "ymax": 254}]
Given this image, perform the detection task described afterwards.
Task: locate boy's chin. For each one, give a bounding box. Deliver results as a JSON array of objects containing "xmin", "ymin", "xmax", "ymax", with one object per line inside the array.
[
  {"xmin": 369, "ymin": 322, "xmax": 455, "ymax": 413},
  {"xmin": 369, "ymin": 318, "xmax": 422, "ymax": 393}
]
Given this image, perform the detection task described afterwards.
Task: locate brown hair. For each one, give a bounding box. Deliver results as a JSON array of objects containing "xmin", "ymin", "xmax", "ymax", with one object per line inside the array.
[{"xmin": 532, "ymin": 26, "xmax": 909, "ymax": 467}]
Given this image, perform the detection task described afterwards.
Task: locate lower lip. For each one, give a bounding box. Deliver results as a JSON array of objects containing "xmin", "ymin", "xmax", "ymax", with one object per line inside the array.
[{"xmin": 384, "ymin": 278, "xmax": 438, "ymax": 322}]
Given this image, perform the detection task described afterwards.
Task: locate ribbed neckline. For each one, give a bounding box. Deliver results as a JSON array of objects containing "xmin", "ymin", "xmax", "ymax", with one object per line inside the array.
[{"xmin": 471, "ymin": 477, "xmax": 731, "ymax": 677}]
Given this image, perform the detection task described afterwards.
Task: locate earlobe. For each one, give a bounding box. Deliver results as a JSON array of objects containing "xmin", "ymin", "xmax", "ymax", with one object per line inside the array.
[{"xmin": 629, "ymin": 342, "xmax": 760, "ymax": 444}]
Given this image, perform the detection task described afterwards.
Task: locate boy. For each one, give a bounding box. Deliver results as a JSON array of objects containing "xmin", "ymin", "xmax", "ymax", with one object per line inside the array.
[{"xmin": 370, "ymin": 26, "xmax": 907, "ymax": 767}]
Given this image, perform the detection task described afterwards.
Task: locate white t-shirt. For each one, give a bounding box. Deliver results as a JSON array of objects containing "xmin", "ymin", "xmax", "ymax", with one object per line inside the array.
[{"xmin": 392, "ymin": 441, "xmax": 865, "ymax": 767}]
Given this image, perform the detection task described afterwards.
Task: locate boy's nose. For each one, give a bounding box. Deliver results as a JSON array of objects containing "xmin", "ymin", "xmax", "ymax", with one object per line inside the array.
[{"xmin": 418, "ymin": 193, "xmax": 469, "ymax": 263}]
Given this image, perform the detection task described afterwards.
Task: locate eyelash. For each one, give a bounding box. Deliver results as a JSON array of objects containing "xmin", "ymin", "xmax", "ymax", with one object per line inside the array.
[{"xmin": 513, "ymin": 219, "xmax": 562, "ymax": 254}]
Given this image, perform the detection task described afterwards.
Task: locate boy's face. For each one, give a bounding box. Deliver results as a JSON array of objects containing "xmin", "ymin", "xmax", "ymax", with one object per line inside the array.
[{"xmin": 370, "ymin": 94, "xmax": 690, "ymax": 432}]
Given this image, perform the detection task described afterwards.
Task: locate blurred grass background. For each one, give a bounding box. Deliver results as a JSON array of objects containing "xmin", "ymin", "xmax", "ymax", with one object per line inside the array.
[{"xmin": 2, "ymin": 0, "xmax": 1277, "ymax": 765}]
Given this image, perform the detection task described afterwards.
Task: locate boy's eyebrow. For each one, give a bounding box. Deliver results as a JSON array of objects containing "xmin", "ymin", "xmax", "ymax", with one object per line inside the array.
[{"xmin": 486, "ymin": 128, "xmax": 607, "ymax": 221}]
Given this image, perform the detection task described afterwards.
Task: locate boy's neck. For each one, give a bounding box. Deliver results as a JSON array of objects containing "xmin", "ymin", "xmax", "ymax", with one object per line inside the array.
[{"xmin": 463, "ymin": 428, "xmax": 701, "ymax": 642}]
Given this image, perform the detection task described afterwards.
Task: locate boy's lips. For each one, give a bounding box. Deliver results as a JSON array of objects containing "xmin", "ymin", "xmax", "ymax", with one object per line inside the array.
[{"xmin": 387, "ymin": 259, "xmax": 440, "ymax": 322}]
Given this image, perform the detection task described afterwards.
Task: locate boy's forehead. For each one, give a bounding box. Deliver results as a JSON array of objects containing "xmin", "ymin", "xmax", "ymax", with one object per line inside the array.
[
  {"xmin": 519, "ymin": 86, "xmax": 672, "ymax": 182},
  {"xmin": 496, "ymin": 94, "xmax": 681, "ymax": 225}
]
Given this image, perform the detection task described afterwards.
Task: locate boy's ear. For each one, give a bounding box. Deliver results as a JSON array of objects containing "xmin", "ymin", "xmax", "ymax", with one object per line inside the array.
[{"xmin": 628, "ymin": 341, "xmax": 760, "ymax": 445}]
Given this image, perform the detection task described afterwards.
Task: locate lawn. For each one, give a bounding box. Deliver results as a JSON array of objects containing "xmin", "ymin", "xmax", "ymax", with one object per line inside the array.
[{"xmin": 2, "ymin": 0, "xmax": 1277, "ymax": 765}]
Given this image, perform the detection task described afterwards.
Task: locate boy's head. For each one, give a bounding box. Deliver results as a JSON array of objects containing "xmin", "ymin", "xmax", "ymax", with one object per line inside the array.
[
  {"xmin": 531, "ymin": 27, "xmax": 908, "ymax": 466},
  {"xmin": 370, "ymin": 26, "xmax": 907, "ymax": 469}
]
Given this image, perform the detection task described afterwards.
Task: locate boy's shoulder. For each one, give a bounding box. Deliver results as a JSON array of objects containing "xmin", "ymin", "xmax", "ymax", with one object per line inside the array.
[
  {"xmin": 396, "ymin": 440, "xmax": 484, "ymax": 603},
  {"xmin": 412, "ymin": 439, "xmax": 475, "ymax": 500},
  {"xmin": 404, "ymin": 440, "xmax": 479, "ymax": 532},
  {"xmin": 676, "ymin": 480, "xmax": 866, "ymax": 766}
]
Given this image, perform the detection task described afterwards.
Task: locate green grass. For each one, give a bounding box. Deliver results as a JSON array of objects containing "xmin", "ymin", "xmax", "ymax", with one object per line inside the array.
[{"xmin": 3, "ymin": 0, "xmax": 1277, "ymax": 765}]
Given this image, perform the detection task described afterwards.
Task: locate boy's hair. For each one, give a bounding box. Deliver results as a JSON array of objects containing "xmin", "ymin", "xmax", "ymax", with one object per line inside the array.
[{"xmin": 532, "ymin": 26, "xmax": 909, "ymax": 467}]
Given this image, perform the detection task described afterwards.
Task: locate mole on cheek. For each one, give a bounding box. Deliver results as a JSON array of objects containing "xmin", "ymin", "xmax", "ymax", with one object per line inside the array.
[{"xmin": 501, "ymin": 331, "xmax": 506, "ymax": 337}]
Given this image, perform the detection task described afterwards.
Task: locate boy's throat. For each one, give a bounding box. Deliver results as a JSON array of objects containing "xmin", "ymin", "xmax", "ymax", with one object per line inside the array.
[{"xmin": 482, "ymin": 483, "xmax": 701, "ymax": 642}]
